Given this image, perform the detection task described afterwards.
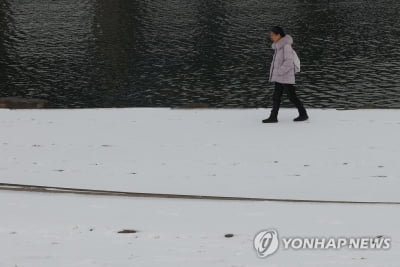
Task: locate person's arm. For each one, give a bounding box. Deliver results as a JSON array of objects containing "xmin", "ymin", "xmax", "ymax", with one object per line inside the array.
[{"xmin": 277, "ymin": 44, "xmax": 294, "ymax": 75}]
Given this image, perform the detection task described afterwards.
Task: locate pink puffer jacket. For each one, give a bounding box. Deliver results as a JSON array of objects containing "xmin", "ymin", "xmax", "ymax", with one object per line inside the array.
[{"xmin": 269, "ymin": 35, "xmax": 295, "ymax": 84}]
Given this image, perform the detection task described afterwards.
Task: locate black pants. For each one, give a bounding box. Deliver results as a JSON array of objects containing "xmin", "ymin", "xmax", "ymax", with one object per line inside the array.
[{"xmin": 270, "ymin": 82, "xmax": 307, "ymax": 118}]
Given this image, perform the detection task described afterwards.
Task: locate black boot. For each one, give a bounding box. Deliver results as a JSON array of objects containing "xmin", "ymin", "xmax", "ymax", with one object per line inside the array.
[
  {"xmin": 293, "ymin": 114, "xmax": 309, "ymax": 121},
  {"xmin": 262, "ymin": 116, "xmax": 278, "ymax": 123}
]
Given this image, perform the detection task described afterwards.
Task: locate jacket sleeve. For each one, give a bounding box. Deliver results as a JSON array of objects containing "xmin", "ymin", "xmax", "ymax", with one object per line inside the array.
[{"xmin": 277, "ymin": 44, "xmax": 294, "ymax": 76}]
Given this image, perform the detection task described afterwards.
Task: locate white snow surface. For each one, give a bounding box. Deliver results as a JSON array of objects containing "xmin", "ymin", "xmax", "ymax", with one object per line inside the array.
[{"xmin": 1, "ymin": 108, "xmax": 400, "ymax": 266}]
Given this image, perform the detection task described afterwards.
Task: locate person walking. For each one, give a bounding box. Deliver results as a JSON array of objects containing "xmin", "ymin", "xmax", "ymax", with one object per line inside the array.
[{"xmin": 263, "ymin": 26, "xmax": 308, "ymax": 123}]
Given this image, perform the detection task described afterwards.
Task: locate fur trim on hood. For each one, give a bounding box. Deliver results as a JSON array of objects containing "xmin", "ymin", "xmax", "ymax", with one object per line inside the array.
[{"xmin": 271, "ymin": 34, "xmax": 293, "ymax": 50}]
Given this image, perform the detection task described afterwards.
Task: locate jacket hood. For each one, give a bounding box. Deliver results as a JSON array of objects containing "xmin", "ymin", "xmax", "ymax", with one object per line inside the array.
[{"xmin": 272, "ymin": 34, "xmax": 293, "ymax": 50}]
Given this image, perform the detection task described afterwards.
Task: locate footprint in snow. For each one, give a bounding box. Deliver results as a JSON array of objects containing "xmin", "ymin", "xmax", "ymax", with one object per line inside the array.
[{"xmin": 118, "ymin": 229, "xmax": 138, "ymax": 234}]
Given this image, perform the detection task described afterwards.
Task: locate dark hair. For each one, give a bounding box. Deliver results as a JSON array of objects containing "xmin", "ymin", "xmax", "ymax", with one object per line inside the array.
[{"xmin": 271, "ymin": 26, "xmax": 285, "ymax": 37}]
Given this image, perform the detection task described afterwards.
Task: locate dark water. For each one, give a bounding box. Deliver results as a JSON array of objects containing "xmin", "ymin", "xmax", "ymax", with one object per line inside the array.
[{"xmin": 1, "ymin": 0, "xmax": 400, "ymax": 108}]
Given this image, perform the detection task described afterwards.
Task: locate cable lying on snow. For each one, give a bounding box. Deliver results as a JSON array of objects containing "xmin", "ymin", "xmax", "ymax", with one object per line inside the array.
[{"xmin": 0, "ymin": 182, "xmax": 399, "ymax": 205}]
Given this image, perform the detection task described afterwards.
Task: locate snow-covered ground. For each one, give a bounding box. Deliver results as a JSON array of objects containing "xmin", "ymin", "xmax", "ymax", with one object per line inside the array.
[
  {"xmin": 1, "ymin": 190, "xmax": 399, "ymax": 267},
  {"xmin": 1, "ymin": 108, "xmax": 400, "ymax": 266}
]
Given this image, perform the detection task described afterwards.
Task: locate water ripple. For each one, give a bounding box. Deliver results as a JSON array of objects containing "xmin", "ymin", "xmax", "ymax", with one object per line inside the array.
[{"xmin": 0, "ymin": 0, "xmax": 400, "ymax": 108}]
